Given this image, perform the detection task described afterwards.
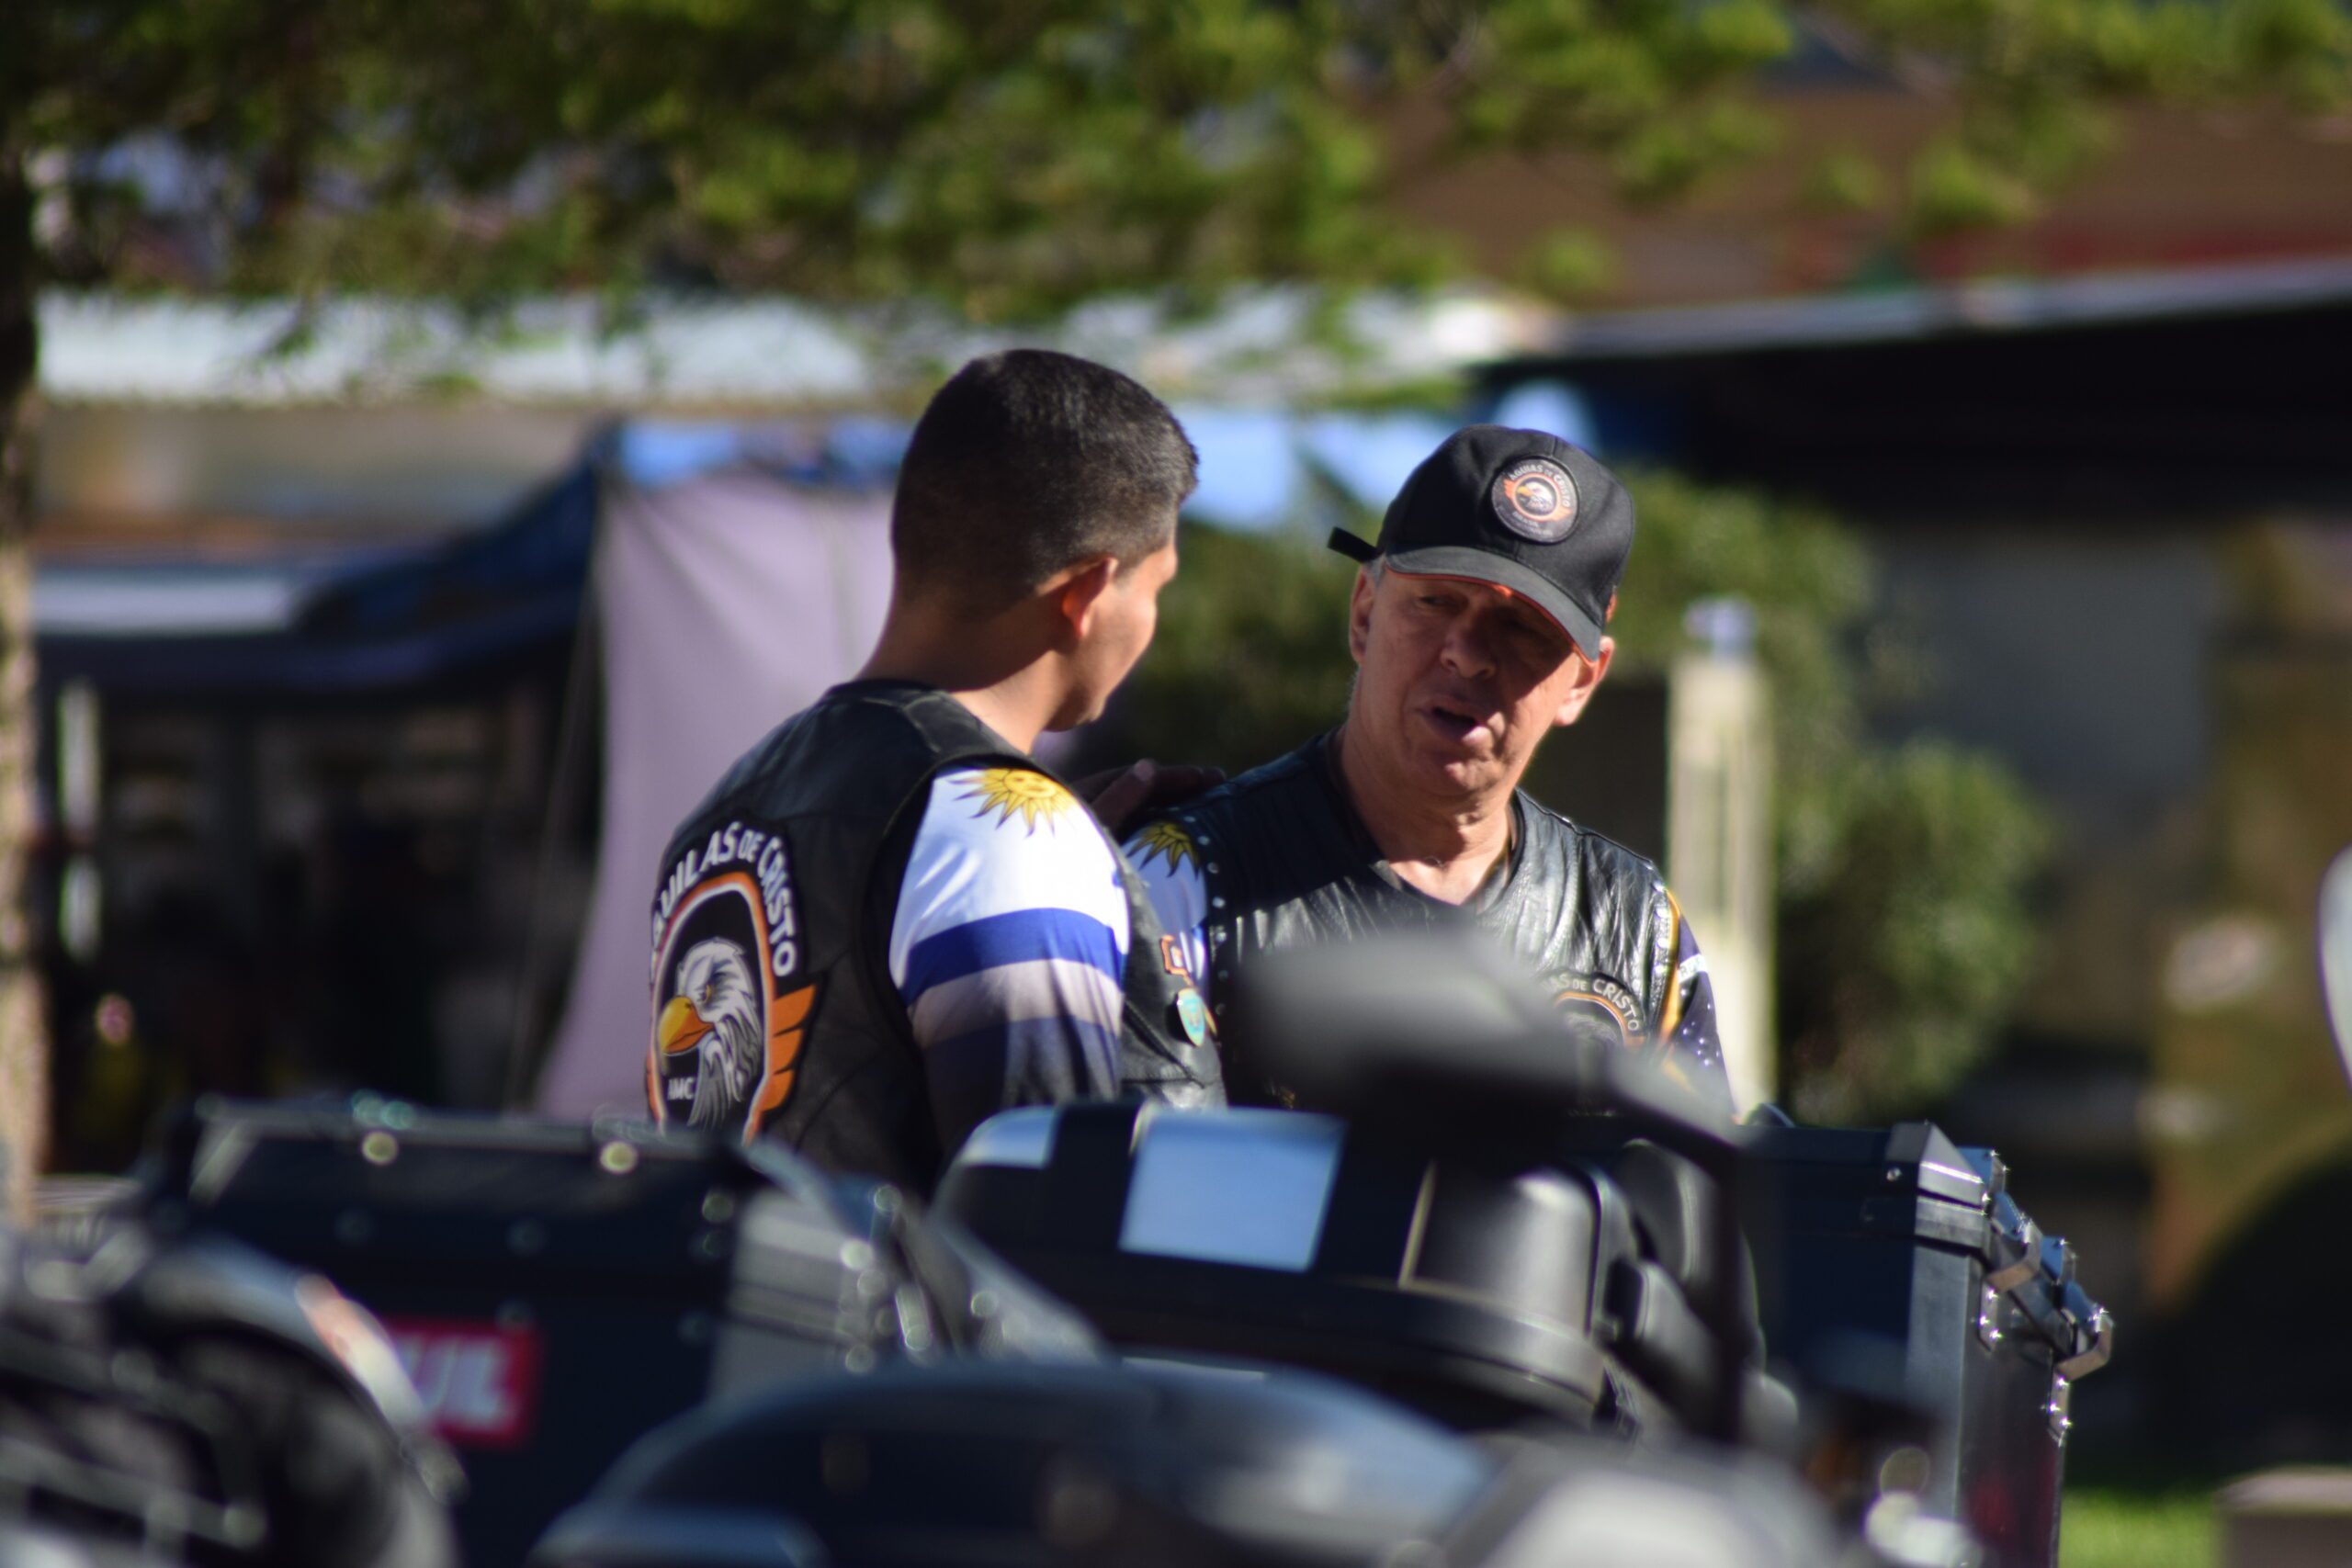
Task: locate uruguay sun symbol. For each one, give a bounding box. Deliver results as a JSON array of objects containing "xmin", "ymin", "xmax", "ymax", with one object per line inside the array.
[
  {"xmin": 961, "ymin": 768, "xmax": 1075, "ymax": 833},
  {"xmin": 1131, "ymin": 819, "xmax": 1198, "ymax": 874}
]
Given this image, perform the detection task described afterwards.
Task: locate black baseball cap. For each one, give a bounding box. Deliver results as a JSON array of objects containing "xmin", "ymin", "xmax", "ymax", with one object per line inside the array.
[{"xmin": 1329, "ymin": 425, "xmax": 1634, "ymax": 658}]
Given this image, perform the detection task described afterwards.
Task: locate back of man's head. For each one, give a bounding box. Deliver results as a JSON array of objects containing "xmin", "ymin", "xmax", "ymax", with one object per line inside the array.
[{"xmin": 891, "ymin": 350, "xmax": 1197, "ymax": 613}]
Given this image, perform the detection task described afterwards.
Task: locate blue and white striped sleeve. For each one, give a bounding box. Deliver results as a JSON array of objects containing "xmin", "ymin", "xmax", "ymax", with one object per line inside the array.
[{"xmin": 888, "ymin": 766, "xmax": 1132, "ymax": 1149}]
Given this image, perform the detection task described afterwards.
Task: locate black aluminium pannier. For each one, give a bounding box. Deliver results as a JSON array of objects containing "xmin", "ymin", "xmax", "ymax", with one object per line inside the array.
[
  {"xmin": 137, "ymin": 1098, "xmax": 1095, "ymax": 1568},
  {"xmin": 933, "ymin": 1099, "xmax": 1758, "ymax": 1439},
  {"xmin": 1732, "ymin": 1121, "xmax": 2112, "ymax": 1568},
  {"xmin": 939, "ymin": 1100, "xmax": 2108, "ymax": 1568}
]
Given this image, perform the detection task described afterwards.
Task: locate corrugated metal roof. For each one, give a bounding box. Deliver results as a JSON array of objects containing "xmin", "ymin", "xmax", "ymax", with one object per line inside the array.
[
  {"xmin": 36, "ymin": 288, "xmax": 1562, "ymax": 411},
  {"xmin": 41, "ymin": 255, "xmax": 2352, "ymax": 407}
]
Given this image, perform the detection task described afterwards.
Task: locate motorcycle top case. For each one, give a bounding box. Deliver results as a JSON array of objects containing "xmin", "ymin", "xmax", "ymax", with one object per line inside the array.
[
  {"xmin": 532, "ymin": 1359, "xmax": 1852, "ymax": 1568},
  {"xmin": 140, "ymin": 1098, "xmax": 1094, "ymax": 1568},
  {"xmin": 1738, "ymin": 1121, "xmax": 2112, "ymax": 1568},
  {"xmin": 934, "ymin": 1100, "xmax": 1669, "ymax": 1433},
  {"xmin": 532, "ymin": 1357, "xmax": 1499, "ymax": 1568}
]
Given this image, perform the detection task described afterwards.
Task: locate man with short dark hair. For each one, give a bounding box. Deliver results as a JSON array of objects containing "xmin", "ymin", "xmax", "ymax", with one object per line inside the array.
[
  {"xmin": 650, "ymin": 350, "xmax": 1223, "ymax": 1189},
  {"xmin": 1127, "ymin": 425, "xmax": 1732, "ymax": 1112}
]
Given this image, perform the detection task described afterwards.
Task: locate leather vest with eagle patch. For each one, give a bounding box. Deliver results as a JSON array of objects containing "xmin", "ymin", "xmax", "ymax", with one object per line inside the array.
[
  {"xmin": 1153, "ymin": 734, "xmax": 1680, "ymax": 1108},
  {"xmin": 649, "ymin": 681, "xmax": 1222, "ymax": 1191}
]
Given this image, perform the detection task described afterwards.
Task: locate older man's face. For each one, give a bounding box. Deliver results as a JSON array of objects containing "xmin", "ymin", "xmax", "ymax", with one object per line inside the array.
[{"xmin": 1347, "ymin": 568, "xmax": 1612, "ymax": 801}]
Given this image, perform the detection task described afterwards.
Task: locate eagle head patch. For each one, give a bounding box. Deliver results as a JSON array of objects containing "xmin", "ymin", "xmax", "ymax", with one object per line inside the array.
[{"xmin": 649, "ymin": 819, "xmax": 815, "ymax": 1142}]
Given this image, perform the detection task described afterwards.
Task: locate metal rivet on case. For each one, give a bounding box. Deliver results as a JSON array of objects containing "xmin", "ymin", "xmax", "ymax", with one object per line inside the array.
[{"xmin": 221, "ymin": 1506, "xmax": 266, "ymax": 1549}]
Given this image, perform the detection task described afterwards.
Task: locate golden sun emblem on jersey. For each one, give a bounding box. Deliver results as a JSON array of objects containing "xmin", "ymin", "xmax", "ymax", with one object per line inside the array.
[
  {"xmin": 1132, "ymin": 819, "xmax": 1199, "ymax": 874},
  {"xmin": 961, "ymin": 768, "xmax": 1076, "ymax": 833}
]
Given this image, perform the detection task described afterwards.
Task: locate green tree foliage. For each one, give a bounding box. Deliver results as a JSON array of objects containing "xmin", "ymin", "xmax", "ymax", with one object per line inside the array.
[
  {"xmin": 1780, "ymin": 741, "xmax": 2050, "ymax": 1122},
  {"xmin": 15, "ymin": 1, "xmax": 2352, "ymax": 313},
  {"xmin": 1105, "ymin": 470, "xmax": 2047, "ymax": 1122}
]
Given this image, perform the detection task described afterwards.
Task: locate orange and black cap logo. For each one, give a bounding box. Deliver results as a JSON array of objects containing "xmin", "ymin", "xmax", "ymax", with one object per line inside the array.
[{"xmin": 1491, "ymin": 457, "xmax": 1579, "ymax": 544}]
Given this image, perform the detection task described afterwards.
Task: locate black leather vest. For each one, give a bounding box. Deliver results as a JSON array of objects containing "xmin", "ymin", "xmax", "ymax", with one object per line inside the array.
[
  {"xmin": 649, "ymin": 682, "xmax": 1222, "ymax": 1190},
  {"xmin": 1157, "ymin": 734, "xmax": 1679, "ymax": 1106}
]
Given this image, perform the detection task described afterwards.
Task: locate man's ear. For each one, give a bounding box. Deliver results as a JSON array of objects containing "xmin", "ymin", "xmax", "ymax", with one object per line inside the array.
[
  {"xmin": 1347, "ymin": 568, "xmax": 1379, "ymax": 664},
  {"xmin": 1552, "ymin": 635, "xmax": 1615, "ymax": 728},
  {"xmin": 1049, "ymin": 555, "xmax": 1120, "ymax": 644}
]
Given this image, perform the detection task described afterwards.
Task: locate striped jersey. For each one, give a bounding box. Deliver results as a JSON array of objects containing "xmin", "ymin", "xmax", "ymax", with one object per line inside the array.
[{"xmin": 888, "ymin": 765, "xmax": 1132, "ymax": 1138}]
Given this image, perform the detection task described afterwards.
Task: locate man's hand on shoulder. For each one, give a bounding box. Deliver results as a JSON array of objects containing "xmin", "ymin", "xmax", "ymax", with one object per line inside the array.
[{"xmin": 1073, "ymin": 759, "xmax": 1225, "ymax": 836}]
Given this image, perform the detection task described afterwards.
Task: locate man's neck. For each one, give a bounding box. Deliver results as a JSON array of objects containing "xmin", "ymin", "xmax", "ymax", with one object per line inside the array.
[
  {"xmin": 1332, "ymin": 722, "xmax": 1515, "ymax": 906},
  {"xmin": 857, "ymin": 612, "xmax": 1058, "ymax": 753}
]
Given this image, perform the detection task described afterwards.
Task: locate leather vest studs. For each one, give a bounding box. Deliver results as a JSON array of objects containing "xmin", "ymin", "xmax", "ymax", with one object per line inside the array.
[
  {"xmin": 1155, "ymin": 735, "xmax": 1679, "ymax": 1108},
  {"xmin": 650, "ymin": 682, "xmax": 1222, "ymax": 1190}
]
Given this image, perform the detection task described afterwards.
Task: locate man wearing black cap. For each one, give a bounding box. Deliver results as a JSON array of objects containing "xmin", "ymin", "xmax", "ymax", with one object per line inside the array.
[{"xmin": 1124, "ymin": 425, "xmax": 1731, "ymax": 1111}]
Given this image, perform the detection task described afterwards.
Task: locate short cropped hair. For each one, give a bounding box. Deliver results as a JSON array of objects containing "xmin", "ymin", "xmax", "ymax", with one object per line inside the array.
[{"xmin": 890, "ymin": 350, "xmax": 1198, "ymax": 609}]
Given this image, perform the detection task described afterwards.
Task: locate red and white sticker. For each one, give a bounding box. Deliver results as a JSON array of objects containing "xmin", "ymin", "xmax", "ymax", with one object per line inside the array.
[{"xmin": 383, "ymin": 1317, "xmax": 545, "ymax": 1449}]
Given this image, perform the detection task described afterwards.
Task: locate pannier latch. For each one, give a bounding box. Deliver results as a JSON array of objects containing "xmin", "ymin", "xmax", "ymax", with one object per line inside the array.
[
  {"xmin": 1975, "ymin": 1281, "xmax": 2003, "ymax": 1350},
  {"xmin": 2057, "ymin": 1306, "xmax": 2114, "ymax": 1381},
  {"xmin": 1984, "ymin": 1215, "xmax": 2041, "ymax": 1292}
]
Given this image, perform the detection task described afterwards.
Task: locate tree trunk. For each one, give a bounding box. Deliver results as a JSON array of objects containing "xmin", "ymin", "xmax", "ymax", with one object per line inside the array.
[{"xmin": 0, "ymin": 146, "xmax": 47, "ymax": 1224}]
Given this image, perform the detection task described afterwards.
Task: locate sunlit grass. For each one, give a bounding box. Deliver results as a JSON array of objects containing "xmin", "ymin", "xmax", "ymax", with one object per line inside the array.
[{"xmin": 2061, "ymin": 1488, "xmax": 2214, "ymax": 1568}]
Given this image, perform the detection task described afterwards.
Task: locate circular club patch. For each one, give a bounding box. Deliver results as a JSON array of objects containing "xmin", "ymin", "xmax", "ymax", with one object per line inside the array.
[
  {"xmin": 1490, "ymin": 457, "xmax": 1579, "ymax": 543},
  {"xmin": 1546, "ymin": 970, "xmax": 1638, "ymax": 1050}
]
